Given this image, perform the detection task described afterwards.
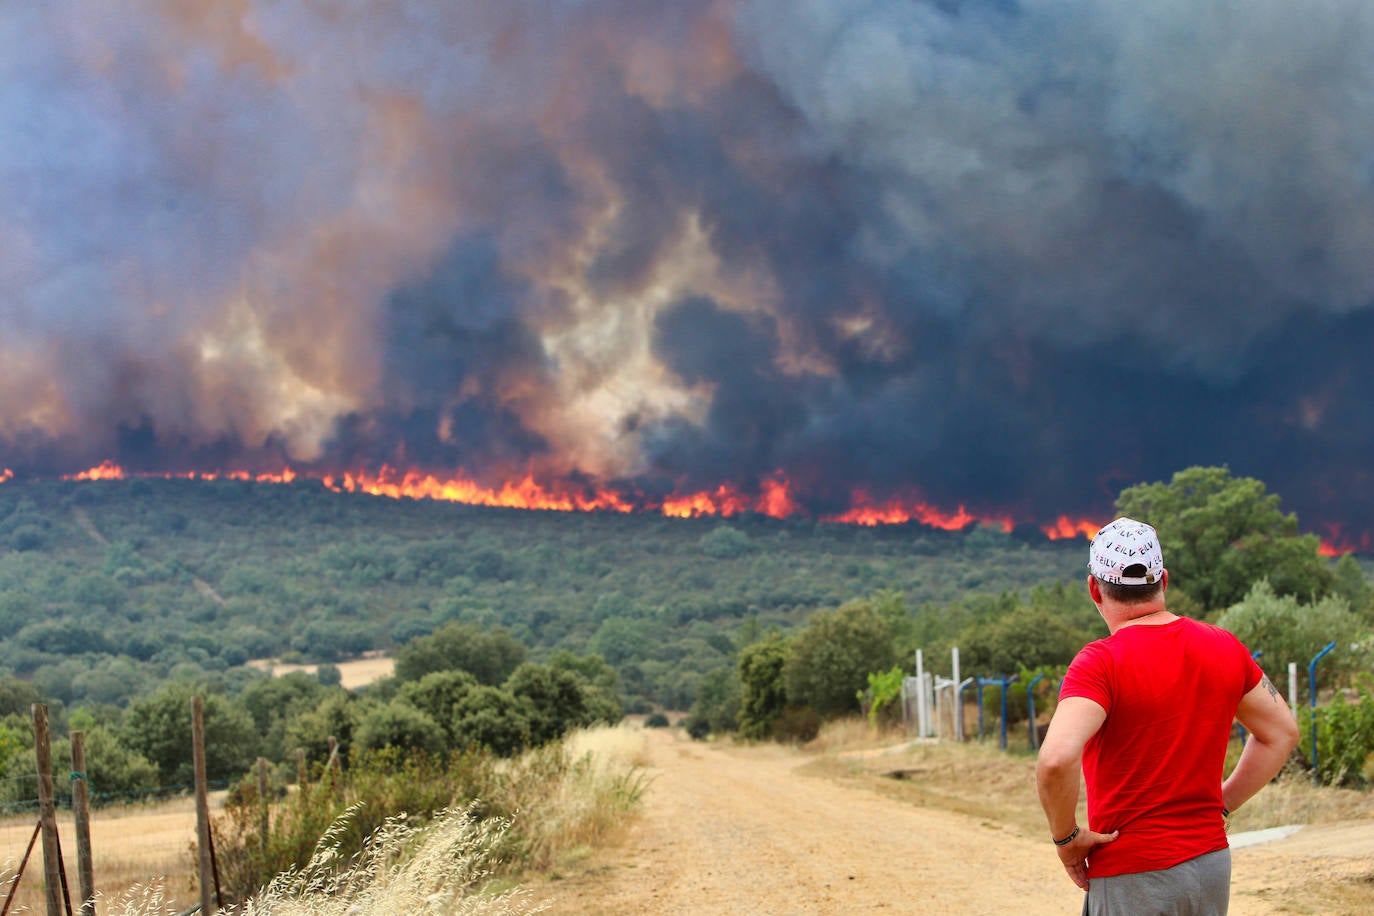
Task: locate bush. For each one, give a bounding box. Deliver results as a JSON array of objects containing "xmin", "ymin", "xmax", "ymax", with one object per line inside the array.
[
  {"xmin": 784, "ymin": 603, "xmax": 897, "ymax": 716},
  {"xmin": 644, "ymin": 713, "xmax": 670, "ymax": 728},
  {"xmin": 865, "ymin": 667, "xmax": 904, "ymax": 727},
  {"xmin": 772, "ymin": 706, "xmax": 822, "ymax": 743},
  {"xmin": 1303, "ymin": 678, "xmax": 1374, "ymax": 787},
  {"xmin": 1216, "ymin": 581, "xmax": 1371, "ymax": 683},
  {"xmin": 699, "ymin": 525, "xmax": 756, "ymax": 559},
  {"xmin": 211, "ymin": 729, "xmax": 646, "ymax": 907}
]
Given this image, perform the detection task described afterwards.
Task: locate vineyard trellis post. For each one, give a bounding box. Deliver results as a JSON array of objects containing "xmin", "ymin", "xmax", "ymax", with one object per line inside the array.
[
  {"xmin": 31, "ymin": 704, "xmax": 67, "ymax": 916},
  {"xmin": 192, "ymin": 696, "xmax": 216, "ymax": 915},
  {"xmin": 69, "ymin": 732, "xmax": 95, "ymax": 916}
]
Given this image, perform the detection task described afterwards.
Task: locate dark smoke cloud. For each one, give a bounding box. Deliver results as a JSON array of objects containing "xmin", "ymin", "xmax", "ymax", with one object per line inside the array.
[{"xmin": 3, "ymin": 1, "xmax": 1374, "ymax": 540}]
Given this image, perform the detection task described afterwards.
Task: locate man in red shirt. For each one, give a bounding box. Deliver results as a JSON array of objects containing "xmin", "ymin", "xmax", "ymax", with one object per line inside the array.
[{"xmin": 1037, "ymin": 517, "xmax": 1300, "ymax": 913}]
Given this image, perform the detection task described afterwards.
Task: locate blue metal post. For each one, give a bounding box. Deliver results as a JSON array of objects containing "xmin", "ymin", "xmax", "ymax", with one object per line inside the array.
[
  {"xmin": 1309, "ymin": 641, "xmax": 1337, "ymax": 785},
  {"xmin": 978, "ymin": 675, "xmax": 1018, "ymax": 749},
  {"xmin": 1027, "ymin": 673, "xmax": 1047, "ymax": 750},
  {"xmin": 976, "ymin": 679, "xmax": 985, "ymax": 740}
]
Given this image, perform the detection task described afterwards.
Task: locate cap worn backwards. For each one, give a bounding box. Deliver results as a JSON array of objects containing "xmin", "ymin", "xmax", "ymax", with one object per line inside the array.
[{"xmin": 1089, "ymin": 517, "xmax": 1165, "ymax": 586}]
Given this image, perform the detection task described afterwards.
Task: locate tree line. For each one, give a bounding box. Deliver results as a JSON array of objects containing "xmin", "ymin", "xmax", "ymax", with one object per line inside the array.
[
  {"xmin": 0, "ymin": 624, "xmax": 620, "ymax": 808},
  {"xmin": 688, "ymin": 466, "xmax": 1374, "ymax": 786}
]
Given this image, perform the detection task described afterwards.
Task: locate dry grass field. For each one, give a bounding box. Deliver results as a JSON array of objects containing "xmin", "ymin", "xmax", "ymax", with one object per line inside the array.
[
  {"xmin": 245, "ymin": 653, "xmax": 396, "ymax": 689},
  {"xmin": 0, "ymin": 795, "xmax": 207, "ymax": 912}
]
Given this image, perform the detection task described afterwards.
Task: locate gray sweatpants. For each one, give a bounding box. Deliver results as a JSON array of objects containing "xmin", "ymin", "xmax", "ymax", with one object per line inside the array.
[{"xmin": 1083, "ymin": 847, "xmax": 1231, "ymax": 916}]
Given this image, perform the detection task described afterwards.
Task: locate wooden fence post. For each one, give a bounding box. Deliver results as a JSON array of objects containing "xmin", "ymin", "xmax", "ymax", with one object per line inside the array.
[
  {"xmin": 257, "ymin": 757, "xmax": 270, "ymax": 859},
  {"xmin": 70, "ymin": 732, "xmax": 95, "ymax": 916},
  {"xmin": 192, "ymin": 696, "xmax": 215, "ymax": 915},
  {"xmin": 31, "ymin": 704, "xmax": 65, "ymax": 916}
]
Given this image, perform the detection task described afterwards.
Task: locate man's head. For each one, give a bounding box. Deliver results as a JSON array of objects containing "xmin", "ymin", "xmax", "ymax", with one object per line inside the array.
[{"xmin": 1089, "ymin": 517, "xmax": 1165, "ymax": 605}]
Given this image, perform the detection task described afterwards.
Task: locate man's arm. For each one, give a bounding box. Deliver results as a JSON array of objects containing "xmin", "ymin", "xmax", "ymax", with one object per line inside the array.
[
  {"xmin": 1222, "ymin": 675, "xmax": 1300, "ymax": 814},
  {"xmin": 1036, "ymin": 696, "xmax": 1117, "ymax": 890}
]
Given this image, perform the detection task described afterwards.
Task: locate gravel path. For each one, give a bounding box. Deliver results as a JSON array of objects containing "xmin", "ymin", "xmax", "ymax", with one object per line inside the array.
[{"xmin": 532, "ymin": 728, "xmax": 1374, "ymax": 915}]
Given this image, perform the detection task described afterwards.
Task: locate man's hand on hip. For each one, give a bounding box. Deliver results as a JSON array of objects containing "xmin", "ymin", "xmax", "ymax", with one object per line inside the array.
[{"xmin": 1055, "ymin": 827, "xmax": 1119, "ymax": 891}]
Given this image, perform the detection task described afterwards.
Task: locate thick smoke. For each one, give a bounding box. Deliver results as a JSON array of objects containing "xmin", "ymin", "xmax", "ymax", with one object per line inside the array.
[{"xmin": 3, "ymin": 0, "xmax": 1374, "ymax": 538}]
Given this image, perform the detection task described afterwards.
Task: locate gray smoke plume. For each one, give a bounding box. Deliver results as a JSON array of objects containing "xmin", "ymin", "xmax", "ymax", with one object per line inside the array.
[{"xmin": 3, "ymin": 1, "xmax": 1374, "ymax": 541}]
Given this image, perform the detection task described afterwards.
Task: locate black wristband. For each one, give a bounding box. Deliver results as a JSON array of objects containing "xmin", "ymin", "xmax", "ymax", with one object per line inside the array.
[
  {"xmin": 1221, "ymin": 807, "xmax": 1230, "ymax": 818},
  {"xmin": 1053, "ymin": 826, "xmax": 1079, "ymax": 847}
]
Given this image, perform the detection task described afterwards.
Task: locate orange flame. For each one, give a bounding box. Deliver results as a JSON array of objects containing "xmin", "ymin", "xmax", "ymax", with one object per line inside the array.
[
  {"xmin": 0, "ymin": 468, "xmax": 12, "ymax": 484},
  {"xmin": 1318, "ymin": 523, "xmax": 1368, "ymax": 557},
  {"xmin": 43, "ymin": 461, "xmax": 1341, "ymax": 549},
  {"xmin": 1042, "ymin": 516, "xmax": 1101, "ymax": 541},
  {"xmin": 826, "ymin": 491, "xmax": 1012, "ymax": 532},
  {"xmin": 69, "ymin": 460, "xmax": 126, "ymax": 481}
]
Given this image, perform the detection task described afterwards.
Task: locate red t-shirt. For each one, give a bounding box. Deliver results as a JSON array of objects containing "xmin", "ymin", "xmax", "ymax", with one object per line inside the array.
[{"xmin": 1059, "ymin": 617, "xmax": 1263, "ymax": 878}]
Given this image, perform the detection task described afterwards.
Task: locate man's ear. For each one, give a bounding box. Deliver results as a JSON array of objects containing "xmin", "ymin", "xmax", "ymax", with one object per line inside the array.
[
  {"xmin": 1160, "ymin": 569, "xmax": 1169, "ymax": 592},
  {"xmin": 1087, "ymin": 575, "xmax": 1103, "ymax": 605}
]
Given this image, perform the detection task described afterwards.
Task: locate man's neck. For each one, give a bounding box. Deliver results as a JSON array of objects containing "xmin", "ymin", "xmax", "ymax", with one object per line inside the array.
[{"xmin": 1106, "ymin": 604, "xmax": 1177, "ymax": 634}]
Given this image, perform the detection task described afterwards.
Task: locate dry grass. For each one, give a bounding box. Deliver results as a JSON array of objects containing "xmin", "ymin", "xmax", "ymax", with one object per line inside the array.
[
  {"xmin": 229, "ymin": 807, "xmax": 545, "ymax": 916},
  {"xmin": 0, "ymin": 725, "xmax": 648, "ymax": 915},
  {"xmin": 0, "ymin": 797, "xmax": 204, "ymax": 913},
  {"xmin": 804, "ymin": 716, "xmax": 907, "ymax": 754},
  {"xmin": 796, "ymin": 716, "xmax": 1374, "ymax": 840},
  {"xmin": 1227, "ymin": 767, "xmax": 1374, "ymax": 832},
  {"xmin": 246, "ymin": 653, "xmax": 395, "ymax": 689},
  {"xmin": 493, "ymin": 725, "xmax": 651, "ymax": 874}
]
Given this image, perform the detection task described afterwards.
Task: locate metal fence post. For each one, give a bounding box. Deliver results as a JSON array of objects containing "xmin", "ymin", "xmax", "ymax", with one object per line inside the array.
[{"xmin": 1308, "ymin": 641, "xmax": 1337, "ymax": 786}]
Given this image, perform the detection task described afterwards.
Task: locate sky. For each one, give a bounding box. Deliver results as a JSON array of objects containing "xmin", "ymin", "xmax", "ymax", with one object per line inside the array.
[{"xmin": 3, "ymin": 0, "xmax": 1374, "ymax": 541}]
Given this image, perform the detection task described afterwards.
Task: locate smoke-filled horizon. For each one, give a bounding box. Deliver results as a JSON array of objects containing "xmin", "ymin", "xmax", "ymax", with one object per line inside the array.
[{"xmin": 3, "ymin": 1, "xmax": 1374, "ymax": 540}]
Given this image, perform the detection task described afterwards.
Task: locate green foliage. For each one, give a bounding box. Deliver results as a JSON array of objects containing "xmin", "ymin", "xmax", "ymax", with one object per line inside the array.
[
  {"xmin": 1332, "ymin": 553, "xmax": 1373, "ymax": 621},
  {"xmin": 865, "ymin": 666, "xmax": 905, "ymax": 727},
  {"xmin": 784, "ymin": 601, "xmax": 898, "ymax": 717},
  {"xmin": 0, "ymin": 675, "xmax": 42, "ymax": 716},
  {"xmin": 393, "ymin": 622, "xmax": 527, "ymax": 686},
  {"xmin": 282, "ymin": 691, "xmax": 362, "ymax": 765},
  {"xmin": 1002, "ymin": 664, "xmax": 1067, "ymax": 727},
  {"xmin": 736, "ymin": 634, "xmax": 789, "ymax": 739},
  {"xmin": 442, "ymin": 685, "xmax": 534, "ymax": 756},
  {"xmin": 59, "ymin": 725, "xmax": 160, "ymax": 803},
  {"xmin": 0, "ymin": 721, "xmax": 21, "ymax": 782},
  {"xmin": 120, "ymin": 682, "xmax": 260, "ymax": 785},
  {"xmin": 1116, "ymin": 466, "xmax": 1332, "ymax": 612},
  {"xmin": 699, "ymin": 524, "xmax": 756, "ymax": 559},
  {"xmin": 504, "ymin": 661, "xmax": 612, "ymax": 745},
  {"xmin": 1215, "ymin": 580, "xmax": 1370, "ymax": 682},
  {"xmin": 958, "ymin": 607, "xmax": 1086, "ymax": 676},
  {"xmin": 689, "ymin": 664, "xmax": 742, "ymax": 735},
  {"xmin": 1302, "ymin": 678, "xmax": 1374, "ymax": 787},
  {"xmin": 356, "ymin": 702, "xmax": 446, "ymax": 755}
]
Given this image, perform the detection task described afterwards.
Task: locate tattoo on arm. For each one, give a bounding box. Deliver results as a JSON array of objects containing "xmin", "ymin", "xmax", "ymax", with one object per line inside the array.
[{"xmin": 1261, "ymin": 676, "xmax": 1280, "ymax": 701}]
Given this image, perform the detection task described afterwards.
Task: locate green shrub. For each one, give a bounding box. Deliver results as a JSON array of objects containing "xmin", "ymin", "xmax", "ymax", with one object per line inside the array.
[
  {"xmin": 864, "ymin": 667, "xmax": 904, "ymax": 727},
  {"xmin": 1301, "ymin": 678, "xmax": 1374, "ymax": 787}
]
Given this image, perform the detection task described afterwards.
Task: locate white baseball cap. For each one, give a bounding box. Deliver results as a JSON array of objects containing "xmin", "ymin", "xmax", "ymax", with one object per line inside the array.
[{"xmin": 1089, "ymin": 517, "xmax": 1165, "ymax": 585}]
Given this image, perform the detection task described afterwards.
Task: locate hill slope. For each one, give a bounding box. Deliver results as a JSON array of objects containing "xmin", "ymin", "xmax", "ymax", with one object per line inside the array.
[{"xmin": 0, "ymin": 478, "xmax": 1085, "ymax": 709}]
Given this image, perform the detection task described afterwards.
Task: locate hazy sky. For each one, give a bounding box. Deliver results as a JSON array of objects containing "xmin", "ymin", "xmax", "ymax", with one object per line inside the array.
[{"xmin": 4, "ymin": 1, "xmax": 1374, "ymax": 540}]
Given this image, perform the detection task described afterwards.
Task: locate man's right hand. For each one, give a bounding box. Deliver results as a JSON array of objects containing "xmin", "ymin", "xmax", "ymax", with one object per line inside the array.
[{"xmin": 1055, "ymin": 826, "xmax": 1119, "ymax": 891}]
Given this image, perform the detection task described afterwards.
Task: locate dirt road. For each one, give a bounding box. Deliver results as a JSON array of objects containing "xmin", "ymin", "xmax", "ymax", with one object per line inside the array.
[{"xmin": 533, "ymin": 728, "xmax": 1374, "ymax": 915}]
